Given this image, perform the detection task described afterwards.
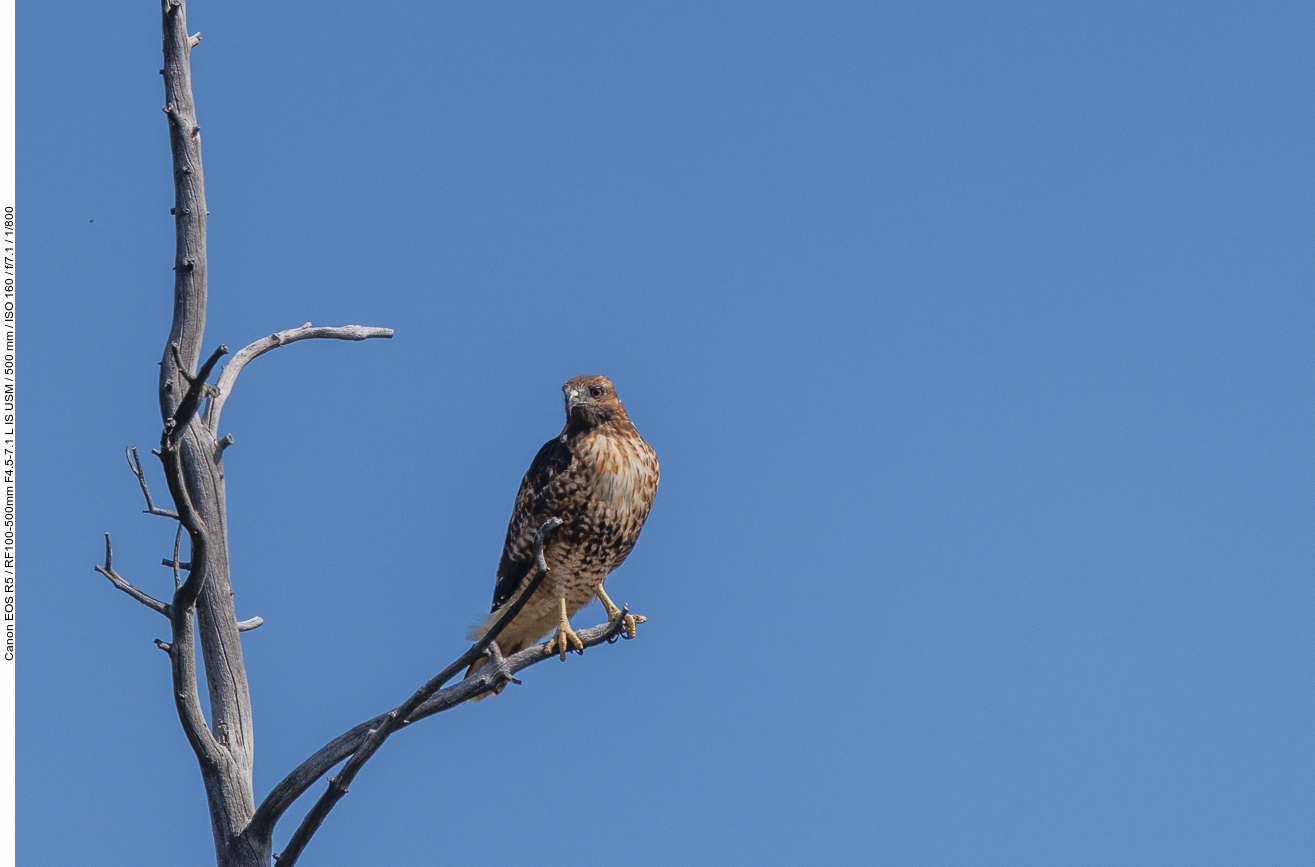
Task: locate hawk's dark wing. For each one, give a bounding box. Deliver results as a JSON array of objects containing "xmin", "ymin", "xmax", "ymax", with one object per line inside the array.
[{"xmin": 490, "ymin": 436, "xmax": 574, "ymax": 610}]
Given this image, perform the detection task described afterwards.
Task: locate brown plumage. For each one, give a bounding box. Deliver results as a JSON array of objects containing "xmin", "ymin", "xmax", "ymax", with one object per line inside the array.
[{"xmin": 465, "ymin": 375, "xmax": 659, "ymax": 686}]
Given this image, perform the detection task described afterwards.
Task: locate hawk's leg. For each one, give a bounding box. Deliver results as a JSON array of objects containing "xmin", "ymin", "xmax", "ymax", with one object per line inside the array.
[
  {"xmin": 595, "ymin": 585, "xmax": 645, "ymax": 639},
  {"xmin": 544, "ymin": 596, "xmax": 585, "ymax": 661}
]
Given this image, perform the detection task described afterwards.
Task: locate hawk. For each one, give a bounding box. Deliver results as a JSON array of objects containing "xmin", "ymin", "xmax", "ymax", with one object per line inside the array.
[{"xmin": 466, "ymin": 375, "xmax": 659, "ymax": 683}]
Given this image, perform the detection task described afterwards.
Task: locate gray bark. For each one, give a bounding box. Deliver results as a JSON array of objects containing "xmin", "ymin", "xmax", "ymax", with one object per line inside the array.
[
  {"xmin": 154, "ymin": 2, "xmax": 390, "ymax": 863},
  {"xmin": 90, "ymin": 3, "xmax": 637, "ymax": 865},
  {"xmin": 158, "ymin": 2, "xmax": 263, "ymax": 862}
]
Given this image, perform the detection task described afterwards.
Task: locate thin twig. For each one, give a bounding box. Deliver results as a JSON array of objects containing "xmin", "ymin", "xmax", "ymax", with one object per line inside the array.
[
  {"xmin": 93, "ymin": 533, "xmax": 171, "ymax": 617},
  {"xmin": 237, "ymin": 617, "xmax": 264, "ymax": 632},
  {"xmin": 206, "ymin": 323, "xmax": 394, "ymax": 429},
  {"xmin": 256, "ymin": 518, "xmax": 567, "ymax": 857},
  {"xmin": 126, "ymin": 446, "xmax": 179, "ymax": 519}
]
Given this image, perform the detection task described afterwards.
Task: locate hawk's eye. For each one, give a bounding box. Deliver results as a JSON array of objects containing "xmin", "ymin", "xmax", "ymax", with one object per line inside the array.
[{"xmin": 589, "ymin": 386, "xmax": 604, "ymax": 398}]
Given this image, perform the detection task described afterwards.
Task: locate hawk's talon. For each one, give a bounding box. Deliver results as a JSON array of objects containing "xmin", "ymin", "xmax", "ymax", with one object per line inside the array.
[
  {"xmin": 544, "ymin": 625, "xmax": 584, "ymax": 660},
  {"xmin": 621, "ymin": 613, "xmax": 646, "ymax": 639},
  {"xmin": 596, "ymin": 586, "xmax": 645, "ymax": 640},
  {"xmin": 544, "ymin": 598, "xmax": 584, "ymax": 661}
]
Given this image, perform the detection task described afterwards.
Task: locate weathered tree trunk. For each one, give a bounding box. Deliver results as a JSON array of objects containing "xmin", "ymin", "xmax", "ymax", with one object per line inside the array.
[
  {"xmin": 89, "ymin": 3, "xmax": 631, "ymax": 864},
  {"xmin": 157, "ymin": 2, "xmax": 266, "ymax": 865}
]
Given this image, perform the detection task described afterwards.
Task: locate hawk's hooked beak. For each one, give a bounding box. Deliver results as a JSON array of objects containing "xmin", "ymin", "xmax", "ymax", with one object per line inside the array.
[{"xmin": 566, "ymin": 388, "xmax": 584, "ymax": 412}]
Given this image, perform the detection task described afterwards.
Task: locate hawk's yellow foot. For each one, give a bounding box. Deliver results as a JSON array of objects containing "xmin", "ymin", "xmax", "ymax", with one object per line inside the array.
[
  {"xmin": 544, "ymin": 597, "xmax": 585, "ymax": 660},
  {"xmin": 595, "ymin": 585, "xmax": 646, "ymax": 639}
]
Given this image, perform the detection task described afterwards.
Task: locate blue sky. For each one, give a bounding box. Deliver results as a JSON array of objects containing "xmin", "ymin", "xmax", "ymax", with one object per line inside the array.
[{"xmin": 18, "ymin": 1, "xmax": 1315, "ymax": 864}]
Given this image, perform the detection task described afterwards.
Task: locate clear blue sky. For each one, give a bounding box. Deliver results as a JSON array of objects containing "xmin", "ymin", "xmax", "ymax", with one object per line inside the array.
[{"xmin": 19, "ymin": 2, "xmax": 1315, "ymax": 864}]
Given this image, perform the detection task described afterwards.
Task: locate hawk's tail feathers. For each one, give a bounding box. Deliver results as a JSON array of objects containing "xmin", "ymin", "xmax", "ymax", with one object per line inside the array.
[{"xmin": 463, "ymin": 612, "xmax": 496, "ymax": 701}]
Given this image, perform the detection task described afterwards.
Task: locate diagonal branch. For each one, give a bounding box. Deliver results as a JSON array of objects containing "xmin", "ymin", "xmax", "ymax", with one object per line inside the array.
[
  {"xmin": 410, "ymin": 614, "xmax": 629, "ymax": 718},
  {"xmin": 93, "ymin": 533, "xmax": 171, "ymax": 617},
  {"xmin": 166, "ymin": 342, "xmax": 227, "ymax": 445},
  {"xmin": 256, "ymin": 615, "xmax": 632, "ymax": 860},
  {"xmin": 205, "ymin": 323, "xmax": 394, "ymax": 429},
  {"xmin": 126, "ymin": 446, "xmax": 179, "ymax": 519},
  {"xmin": 251, "ymin": 518, "xmax": 574, "ymax": 854}
]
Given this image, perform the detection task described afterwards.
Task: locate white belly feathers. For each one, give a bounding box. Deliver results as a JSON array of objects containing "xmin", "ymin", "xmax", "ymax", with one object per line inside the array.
[{"xmin": 579, "ymin": 432, "xmax": 653, "ymax": 511}]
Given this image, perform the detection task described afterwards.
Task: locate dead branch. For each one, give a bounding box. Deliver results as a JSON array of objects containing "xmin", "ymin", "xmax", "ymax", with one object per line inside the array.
[
  {"xmin": 94, "ymin": 533, "xmax": 170, "ymax": 617},
  {"xmin": 171, "ymin": 523, "xmax": 184, "ymax": 588},
  {"xmin": 156, "ymin": 430, "xmax": 224, "ymax": 768},
  {"xmin": 254, "ymin": 517, "xmax": 573, "ymax": 859},
  {"xmin": 93, "ymin": 3, "xmax": 645, "ymax": 865},
  {"xmin": 126, "ymin": 446, "xmax": 179, "ymax": 519},
  {"xmin": 260, "ymin": 614, "xmax": 631, "ymax": 863},
  {"xmin": 167, "ymin": 342, "xmax": 226, "ymax": 445},
  {"xmin": 206, "ymin": 323, "xmax": 394, "ymax": 429}
]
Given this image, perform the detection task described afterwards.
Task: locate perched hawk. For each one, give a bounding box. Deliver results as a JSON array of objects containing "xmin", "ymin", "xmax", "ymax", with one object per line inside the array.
[{"xmin": 466, "ymin": 375, "xmax": 659, "ymax": 682}]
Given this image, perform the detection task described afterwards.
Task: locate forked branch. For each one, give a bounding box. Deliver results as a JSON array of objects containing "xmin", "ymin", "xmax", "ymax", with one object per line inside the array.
[
  {"xmin": 257, "ymin": 518, "xmax": 562, "ymax": 854},
  {"xmin": 94, "ymin": 533, "xmax": 171, "ymax": 617},
  {"xmin": 126, "ymin": 446, "xmax": 179, "ymax": 519},
  {"xmin": 263, "ymin": 615, "xmax": 631, "ymax": 862},
  {"xmin": 96, "ymin": 3, "xmax": 651, "ymax": 865},
  {"xmin": 255, "ymin": 517, "xmax": 636, "ymax": 863}
]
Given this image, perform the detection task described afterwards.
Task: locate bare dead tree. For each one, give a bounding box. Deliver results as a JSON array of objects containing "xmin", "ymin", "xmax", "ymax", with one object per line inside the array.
[{"xmin": 93, "ymin": 3, "xmax": 639, "ymax": 865}]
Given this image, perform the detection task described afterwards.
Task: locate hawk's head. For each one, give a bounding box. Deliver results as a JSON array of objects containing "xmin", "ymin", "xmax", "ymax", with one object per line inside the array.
[{"xmin": 563, "ymin": 375, "xmax": 626, "ymax": 426}]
